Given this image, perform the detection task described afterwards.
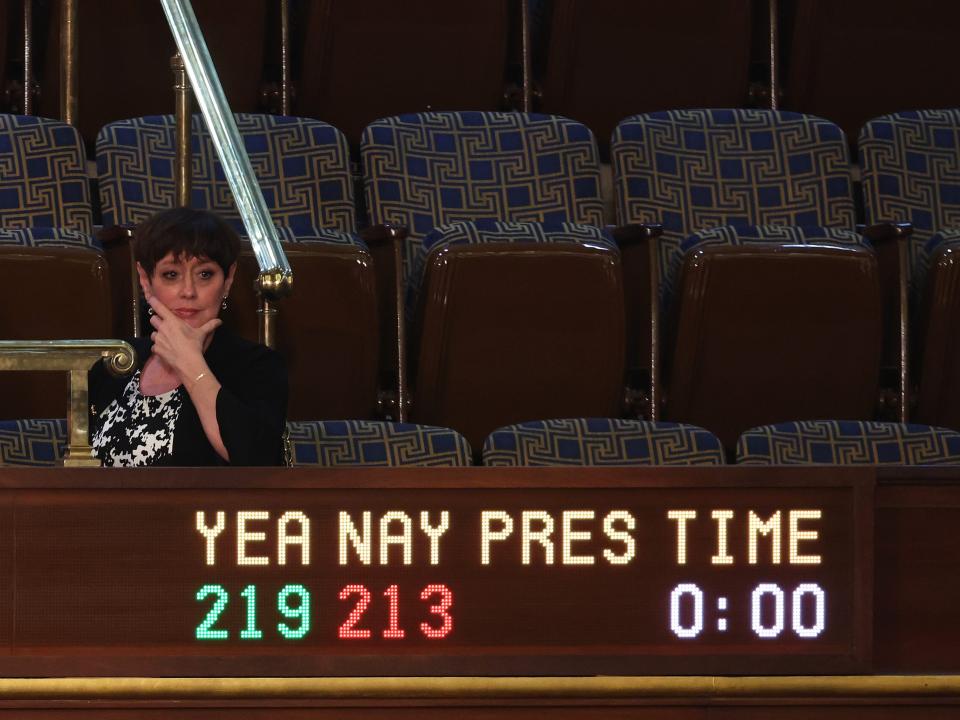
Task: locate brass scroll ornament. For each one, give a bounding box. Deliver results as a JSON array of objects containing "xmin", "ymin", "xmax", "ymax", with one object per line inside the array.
[{"xmin": 0, "ymin": 340, "xmax": 136, "ymax": 467}]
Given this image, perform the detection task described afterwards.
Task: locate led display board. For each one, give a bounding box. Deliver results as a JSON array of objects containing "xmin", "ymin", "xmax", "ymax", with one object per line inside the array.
[{"xmin": 0, "ymin": 467, "xmax": 872, "ymax": 676}]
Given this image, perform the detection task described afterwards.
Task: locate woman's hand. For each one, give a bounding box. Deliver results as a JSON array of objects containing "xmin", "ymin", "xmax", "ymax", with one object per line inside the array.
[{"xmin": 146, "ymin": 294, "xmax": 222, "ymax": 384}]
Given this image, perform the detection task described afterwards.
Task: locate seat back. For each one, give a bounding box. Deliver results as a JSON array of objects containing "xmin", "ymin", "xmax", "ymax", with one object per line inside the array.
[
  {"xmin": 483, "ymin": 418, "xmax": 724, "ymax": 466},
  {"xmin": 36, "ymin": 0, "xmax": 270, "ymax": 150},
  {"xmin": 0, "ymin": 233, "xmax": 111, "ymax": 419},
  {"xmin": 222, "ymin": 233, "xmax": 379, "ymax": 421},
  {"xmin": 363, "ymin": 111, "xmax": 605, "ymax": 279},
  {"xmin": 0, "ymin": 115, "xmax": 93, "ymax": 233},
  {"xmin": 665, "ymin": 236, "xmax": 880, "ymax": 448},
  {"xmin": 287, "ymin": 420, "xmax": 472, "ymax": 467},
  {"xmin": 0, "ymin": 419, "xmax": 67, "ymax": 466},
  {"xmin": 98, "ymin": 114, "xmax": 356, "ymax": 233},
  {"xmin": 540, "ymin": 0, "xmax": 753, "ymax": 160},
  {"xmin": 298, "ymin": 0, "xmax": 511, "ymax": 147},
  {"xmin": 409, "ymin": 220, "xmax": 624, "ymax": 452},
  {"xmin": 612, "ymin": 109, "xmax": 857, "ymax": 391},
  {"xmin": 737, "ymin": 420, "xmax": 960, "ymax": 465},
  {"xmin": 786, "ymin": 1, "xmax": 960, "ymax": 148}
]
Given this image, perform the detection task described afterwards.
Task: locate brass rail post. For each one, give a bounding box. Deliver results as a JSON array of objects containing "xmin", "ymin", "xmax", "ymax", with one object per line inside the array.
[
  {"xmin": 768, "ymin": 0, "xmax": 779, "ymax": 110},
  {"xmin": 280, "ymin": 0, "xmax": 291, "ymax": 115},
  {"xmin": 172, "ymin": 53, "xmax": 192, "ymax": 207},
  {"xmin": 0, "ymin": 341, "xmax": 136, "ymax": 467},
  {"xmin": 22, "ymin": 0, "xmax": 33, "ymax": 114},
  {"xmin": 520, "ymin": 0, "xmax": 532, "ymax": 112},
  {"xmin": 59, "ymin": 0, "xmax": 78, "ymax": 125}
]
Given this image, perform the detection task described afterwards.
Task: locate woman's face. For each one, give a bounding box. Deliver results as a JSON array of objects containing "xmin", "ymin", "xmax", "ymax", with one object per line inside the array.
[{"xmin": 138, "ymin": 252, "xmax": 236, "ymax": 329}]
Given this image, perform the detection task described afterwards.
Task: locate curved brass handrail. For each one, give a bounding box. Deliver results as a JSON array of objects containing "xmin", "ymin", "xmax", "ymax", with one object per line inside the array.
[
  {"xmin": 0, "ymin": 340, "xmax": 136, "ymax": 467},
  {"xmin": 159, "ymin": 0, "xmax": 292, "ymax": 296}
]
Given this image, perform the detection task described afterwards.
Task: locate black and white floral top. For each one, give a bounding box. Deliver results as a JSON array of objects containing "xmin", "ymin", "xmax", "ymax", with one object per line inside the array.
[{"xmin": 91, "ymin": 370, "xmax": 183, "ymax": 467}]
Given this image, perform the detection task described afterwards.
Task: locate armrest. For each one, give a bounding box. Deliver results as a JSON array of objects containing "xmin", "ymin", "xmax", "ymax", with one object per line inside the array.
[
  {"xmin": 359, "ymin": 223, "xmax": 410, "ymax": 422},
  {"xmin": 610, "ymin": 223, "xmax": 663, "ymax": 246},
  {"xmin": 359, "ymin": 223, "xmax": 409, "ymax": 247},
  {"xmin": 96, "ymin": 224, "xmax": 135, "ymax": 246},
  {"xmin": 858, "ymin": 221, "xmax": 913, "ymax": 245},
  {"xmin": 858, "ymin": 222, "xmax": 913, "ymax": 423}
]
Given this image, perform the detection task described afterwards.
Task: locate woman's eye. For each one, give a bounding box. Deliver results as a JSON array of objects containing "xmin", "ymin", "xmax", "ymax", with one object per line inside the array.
[
  {"xmin": 198, "ymin": 269, "xmax": 215, "ymax": 280},
  {"xmin": 162, "ymin": 270, "xmax": 178, "ymax": 280}
]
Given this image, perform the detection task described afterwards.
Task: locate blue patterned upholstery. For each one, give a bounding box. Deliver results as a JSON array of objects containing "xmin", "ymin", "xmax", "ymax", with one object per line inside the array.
[
  {"xmin": 97, "ymin": 114, "xmax": 356, "ymax": 234},
  {"xmin": 612, "ymin": 109, "xmax": 857, "ymax": 283},
  {"xmin": 407, "ymin": 219, "xmax": 616, "ymax": 322},
  {"xmin": 0, "ymin": 419, "xmax": 66, "ymax": 466},
  {"xmin": 736, "ymin": 420, "xmax": 960, "ymax": 465},
  {"xmin": 860, "ymin": 109, "xmax": 960, "ymax": 288},
  {"xmin": 482, "ymin": 418, "xmax": 724, "ymax": 466},
  {"xmin": 0, "ymin": 226, "xmax": 101, "ymax": 251},
  {"xmin": 0, "ymin": 114, "xmax": 93, "ymax": 233},
  {"xmin": 362, "ymin": 111, "xmax": 605, "ymax": 277},
  {"xmin": 287, "ymin": 420, "xmax": 473, "ymax": 467}
]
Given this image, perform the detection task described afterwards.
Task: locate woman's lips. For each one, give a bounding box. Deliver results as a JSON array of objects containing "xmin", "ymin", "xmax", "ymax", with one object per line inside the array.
[{"xmin": 174, "ymin": 308, "xmax": 199, "ymax": 319}]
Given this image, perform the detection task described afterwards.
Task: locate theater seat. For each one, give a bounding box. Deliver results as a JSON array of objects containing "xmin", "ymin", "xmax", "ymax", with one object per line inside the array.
[
  {"xmin": 286, "ymin": 421, "xmax": 472, "ymax": 467},
  {"xmin": 0, "ymin": 419, "xmax": 66, "ymax": 466},
  {"xmin": 97, "ymin": 114, "xmax": 381, "ymax": 420},
  {"xmin": 664, "ymin": 226, "xmax": 880, "ymax": 448},
  {"xmin": 407, "ymin": 219, "xmax": 624, "ymax": 451},
  {"xmin": 482, "ymin": 418, "xmax": 724, "ymax": 466},
  {"xmin": 0, "ymin": 115, "xmax": 111, "ymax": 419},
  {"xmin": 736, "ymin": 420, "xmax": 960, "ymax": 465},
  {"xmin": 612, "ymin": 109, "xmax": 879, "ymax": 446},
  {"xmin": 860, "ymin": 109, "xmax": 960, "ymax": 431}
]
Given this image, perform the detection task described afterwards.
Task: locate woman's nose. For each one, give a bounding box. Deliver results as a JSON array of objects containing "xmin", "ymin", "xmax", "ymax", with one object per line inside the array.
[{"xmin": 180, "ymin": 275, "xmax": 197, "ymax": 297}]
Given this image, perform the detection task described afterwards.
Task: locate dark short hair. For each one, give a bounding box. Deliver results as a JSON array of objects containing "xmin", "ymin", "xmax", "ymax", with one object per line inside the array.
[{"xmin": 134, "ymin": 207, "xmax": 241, "ymax": 276}]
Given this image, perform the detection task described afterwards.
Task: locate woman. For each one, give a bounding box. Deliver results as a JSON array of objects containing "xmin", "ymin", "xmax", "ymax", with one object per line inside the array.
[{"xmin": 89, "ymin": 207, "xmax": 288, "ymax": 466}]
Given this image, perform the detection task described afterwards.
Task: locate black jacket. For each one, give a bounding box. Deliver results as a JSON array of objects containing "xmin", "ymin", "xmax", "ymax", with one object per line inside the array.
[{"xmin": 89, "ymin": 330, "xmax": 288, "ymax": 466}]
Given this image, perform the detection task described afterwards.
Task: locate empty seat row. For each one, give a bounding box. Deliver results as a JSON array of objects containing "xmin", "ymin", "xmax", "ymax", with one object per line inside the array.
[
  {"xmin": 2, "ymin": 108, "xmax": 960, "ymax": 455},
  {"xmin": 3, "ymin": 418, "xmax": 960, "ymax": 467},
  {"xmin": 7, "ymin": 0, "xmax": 957, "ymax": 163}
]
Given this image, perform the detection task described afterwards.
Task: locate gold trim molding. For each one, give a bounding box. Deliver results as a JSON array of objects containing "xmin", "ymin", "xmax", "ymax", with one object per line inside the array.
[{"xmin": 0, "ymin": 676, "xmax": 957, "ymax": 700}]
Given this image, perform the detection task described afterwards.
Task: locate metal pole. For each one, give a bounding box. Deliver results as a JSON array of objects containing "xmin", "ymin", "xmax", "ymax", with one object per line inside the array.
[
  {"xmin": 172, "ymin": 53, "xmax": 192, "ymax": 207},
  {"xmin": 520, "ymin": 0, "xmax": 532, "ymax": 112},
  {"xmin": 768, "ymin": 0, "xmax": 779, "ymax": 110},
  {"xmin": 59, "ymin": 0, "xmax": 78, "ymax": 125},
  {"xmin": 280, "ymin": 0, "xmax": 291, "ymax": 115},
  {"xmin": 22, "ymin": 0, "xmax": 33, "ymax": 114},
  {"xmin": 897, "ymin": 235, "xmax": 910, "ymax": 422}
]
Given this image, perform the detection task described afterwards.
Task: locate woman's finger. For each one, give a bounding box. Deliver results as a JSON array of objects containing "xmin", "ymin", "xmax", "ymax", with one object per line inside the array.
[{"xmin": 146, "ymin": 294, "xmax": 175, "ymax": 321}]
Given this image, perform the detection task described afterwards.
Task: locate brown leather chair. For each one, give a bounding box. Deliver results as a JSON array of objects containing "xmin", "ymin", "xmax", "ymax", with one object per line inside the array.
[
  {"xmin": 540, "ymin": 0, "xmax": 753, "ymax": 160},
  {"xmin": 664, "ymin": 241, "xmax": 881, "ymax": 449},
  {"xmin": 409, "ymin": 222, "xmax": 625, "ymax": 452},
  {"xmin": 0, "ymin": 243, "xmax": 112, "ymax": 419},
  {"xmin": 785, "ymin": 0, "xmax": 960, "ymax": 147},
  {"xmin": 297, "ymin": 0, "xmax": 511, "ymax": 147},
  {"xmin": 223, "ymin": 240, "xmax": 379, "ymax": 422},
  {"xmin": 37, "ymin": 0, "xmax": 270, "ymax": 151}
]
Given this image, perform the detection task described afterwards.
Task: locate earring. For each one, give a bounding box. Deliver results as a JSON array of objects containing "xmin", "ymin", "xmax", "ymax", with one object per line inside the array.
[
  {"xmin": 147, "ymin": 306, "xmax": 155, "ymax": 316},
  {"xmin": 221, "ymin": 296, "xmax": 228, "ymax": 310}
]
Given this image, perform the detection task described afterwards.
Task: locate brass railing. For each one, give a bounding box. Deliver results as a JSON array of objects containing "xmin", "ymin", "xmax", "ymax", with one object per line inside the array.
[
  {"xmin": 0, "ymin": 341, "xmax": 136, "ymax": 467},
  {"xmin": 160, "ymin": 0, "xmax": 292, "ymax": 347}
]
